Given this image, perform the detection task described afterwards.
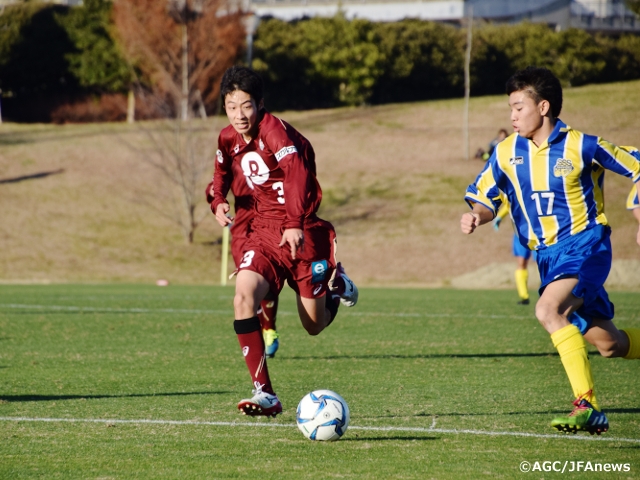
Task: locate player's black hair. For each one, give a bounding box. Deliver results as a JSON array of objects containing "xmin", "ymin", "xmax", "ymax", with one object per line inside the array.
[
  {"xmin": 505, "ymin": 66, "xmax": 563, "ymax": 118},
  {"xmin": 220, "ymin": 66, "xmax": 264, "ymax": 105}
]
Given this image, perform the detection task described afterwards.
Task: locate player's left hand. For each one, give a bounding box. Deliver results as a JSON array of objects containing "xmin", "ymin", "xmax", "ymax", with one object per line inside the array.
[{"xmin": 280, "ymin": 228, "xmax": 304, "ymax": 259}]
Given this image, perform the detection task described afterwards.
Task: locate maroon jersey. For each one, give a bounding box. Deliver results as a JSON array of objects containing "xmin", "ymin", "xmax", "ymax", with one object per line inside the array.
[{"xmin": 212, "ymin": 111, "xmax": 321, "ymax": 230}]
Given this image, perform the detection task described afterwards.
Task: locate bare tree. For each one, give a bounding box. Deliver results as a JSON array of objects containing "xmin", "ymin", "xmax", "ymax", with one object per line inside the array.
[{"xmin": 112, "ymin": 0, "xmax": 245, "ymax": 243}]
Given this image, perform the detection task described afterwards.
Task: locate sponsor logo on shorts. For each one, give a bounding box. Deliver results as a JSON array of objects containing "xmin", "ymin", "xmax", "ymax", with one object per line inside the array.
[
  {"xmin": 509, "ymin": 156, "xmax": 524, "ymax": 165},
  {"xmin": 311, "ymin": 260, "xmax": 328, "ymax": 284},
  {"xmin": 554, "ymin": 158, "xmax": 574, "ymax": 177},
  {"xmin": 313, "ymin": 284, "xmax": 323, "ymax": 296},
  {"xmin": 275, "ymin": 145, "xmax": 297, "ymax": 162},
  {"xmin": 242, "ymin": 346, "xmax": 249, "ymax": 357},
  {"xmin": 216, "ymin": 149, "xmax": 224, "ymax": 163}
]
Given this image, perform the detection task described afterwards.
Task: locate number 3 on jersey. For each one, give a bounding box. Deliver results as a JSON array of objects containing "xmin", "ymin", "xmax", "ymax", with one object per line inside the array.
[
  {"xmin": 272, "ymin": 182, "xmax": 285, "ymax": 204},
  {"xmin": 239, "ymin": 250, "xmax": 255, "ymax": 268}
]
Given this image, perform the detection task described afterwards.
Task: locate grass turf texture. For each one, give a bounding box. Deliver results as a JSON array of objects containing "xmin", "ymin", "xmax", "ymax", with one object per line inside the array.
[{"xmin": 1, "ymin": 285, "xmax": 639, "ymax": 479}]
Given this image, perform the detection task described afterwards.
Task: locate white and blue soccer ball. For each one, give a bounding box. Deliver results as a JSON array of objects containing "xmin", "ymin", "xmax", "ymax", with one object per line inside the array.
[{"xmin": 296, "ymin": 390, "xmax": 350, "ymax": 441}]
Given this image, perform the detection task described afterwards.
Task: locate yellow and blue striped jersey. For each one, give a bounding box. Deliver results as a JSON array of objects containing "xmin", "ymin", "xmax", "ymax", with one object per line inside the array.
[
  {"xmin": 465, "ymin": 120, "xmax": 640, "ymax": 251},
  {"xmin": 628, "ymin": 185, "xmax": 640, "ymax": 210},
  {"xmin": 622, "ymin": 147, "xmax": 640, "ymax": 210}
]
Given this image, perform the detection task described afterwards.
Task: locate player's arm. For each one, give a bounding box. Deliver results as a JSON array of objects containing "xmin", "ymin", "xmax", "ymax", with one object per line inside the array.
[
  {"xmin": 266, "ymin": 129, "xmax": 310, "ymax": 259},
  {"xmin": 593, "ymin": 140, "xmax": 640, "ymax": 183},
  {"xmin": 212, "ymin": 138, "xmax": 234, "ymax": 227},
  {"xmin": 462, "ymin": 158, "xmax": 502, "ymax": 234},
  {"xmin": 461, "ymin": 203, "xmax": 494, "ymax": 234}
]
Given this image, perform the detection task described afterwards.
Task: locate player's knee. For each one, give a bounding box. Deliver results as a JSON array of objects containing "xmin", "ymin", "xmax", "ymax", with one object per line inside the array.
[
  {"xmin": 233, "ymin": 292, "xmax": 255, "ymax": 318},
  {"xmin": 595, "ymin": 337, "xmax": 626, "ymax": 358},
  {"xmin": 303, "ymin": 323, "xmax": 323, "ymax": 336},
  {"xmin": 534, "ymin": 301, "xmax": 554, "ymax": 326}
]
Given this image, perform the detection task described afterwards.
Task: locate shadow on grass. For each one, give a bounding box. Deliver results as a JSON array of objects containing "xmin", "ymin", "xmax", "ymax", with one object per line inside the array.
[
  {"xmin": 0, "ymin": 169, "xmax": 64, "ymax": 184},
  {"xmin": 0, "ymin": 391, "xmax": 227, "ymax": 403},
  {"xmin": 342, "ymin": 435, "xmax": 439, "ymax": 442},
  {"xmin": 285, "ymin": 352, "xmax": 565, "ymax": 360},
  {"xmin": 366, "ymin": 407, "xmax": 640, "ymax": 419}
]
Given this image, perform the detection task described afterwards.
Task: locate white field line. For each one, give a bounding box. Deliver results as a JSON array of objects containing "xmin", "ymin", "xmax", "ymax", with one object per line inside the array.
[
  {"xmin": 1, "ymin": 303, "xmax": 639, "ymax": 322},
  {"xmin": 1, "ymin": 416, "xmax": 639, "ymax": 444}
]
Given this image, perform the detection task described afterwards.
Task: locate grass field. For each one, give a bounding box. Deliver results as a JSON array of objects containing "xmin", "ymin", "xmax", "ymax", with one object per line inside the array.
[{"xmin": 1, "ymin": 285, "xmax": 639, "ymax": 479}]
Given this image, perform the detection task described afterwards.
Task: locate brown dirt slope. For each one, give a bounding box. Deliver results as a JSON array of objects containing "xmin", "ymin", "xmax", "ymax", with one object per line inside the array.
[{"xmin": 1, "ymin": 81, "xmax": 639, "ymax": 289}]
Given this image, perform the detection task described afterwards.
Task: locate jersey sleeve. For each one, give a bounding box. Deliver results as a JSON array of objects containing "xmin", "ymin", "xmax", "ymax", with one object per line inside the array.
[
  {"xmin": 628, "ymin": 185, "xmax": 640, "ymax": 210},
  {"xmin": 464, "ymin": 155, "xmax": 503, "ymax": 217},
  {"xmin": 592, "ymin": 140, "xmax": 640, "ymax": 183},
  {"xmin": 265, "ymin": 127, "xmax": 313, "ymax": 230},
  {"xmin": 211, "ymin": 133, "xmax": 234, "ymax": 214}
]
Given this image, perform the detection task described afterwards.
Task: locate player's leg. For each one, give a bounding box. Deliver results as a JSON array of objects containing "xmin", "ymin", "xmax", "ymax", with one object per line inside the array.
[
  {"xmin": 234, "ymin": 269, "xmax": 282, "ymax": 417},
  {"xmin": 296, "ymin": 293, "xmax": 338, "ymax": 336},
  {"xmin": 513, "ymin": 235, "xmax": 530, "ymax": 305},
  {"xmin": 259, "ymin": 292, "xmax": 280, "ymax": 358},
  {"xmin": 514, "ymin": 255, "xmax": 529, "ymax": 304},
  {"xmin": 536, "ymin": 278, "xmax": 607, "ymax": 433},
  {"xmin": 583, "ymin": 319, "xmax": 640, "ymax": 359}
]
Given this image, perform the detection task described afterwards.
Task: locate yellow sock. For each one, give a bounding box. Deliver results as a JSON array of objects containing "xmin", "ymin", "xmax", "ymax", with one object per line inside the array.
[
  {"xmin": 550, "ymin": 324, "xmax": 599, "ymax": 410},
  {"xmin": 622, "ymin": 328, "xmax": 640, "ymax": 359},
  {"xmin": 514, "ymin": 268, "xmax": 529, "ymax": 300}
]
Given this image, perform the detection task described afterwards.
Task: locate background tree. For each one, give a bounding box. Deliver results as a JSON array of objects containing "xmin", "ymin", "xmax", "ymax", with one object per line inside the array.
[
  {"xmin": 111, "ymin": 0, "xmax": 245, "ymax": 244},
  {"xmin": 0, "ymin": 2, "xmax": 78, "ymax": 121},
  {"xmin": 57, "ymin": 0, "xmax": 132, "ymax": 94},
  {"xmin": 112, "ymin": 0, "xmax": 244, "ymax": 117},
  {"xmin": 625, "ymin": 0, "xmax": 640, "ymax": 16}
]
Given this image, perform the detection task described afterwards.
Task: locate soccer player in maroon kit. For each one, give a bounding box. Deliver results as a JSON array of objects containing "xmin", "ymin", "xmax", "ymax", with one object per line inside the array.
[
  {"xmin": 211, "ymin": 66, "xmax": 358, "ymax": 416},
  {"xmin": 206, "ymin": 163, "xmax": 282, "ymax": 357}
]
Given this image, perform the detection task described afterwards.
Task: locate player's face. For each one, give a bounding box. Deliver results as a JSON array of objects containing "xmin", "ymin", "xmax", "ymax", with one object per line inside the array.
[
  {"xmin": 224, "ymin": 90, "xmax": 261, "ymax": 141},
  {"xmin": 509, "ymin": 91, "xmax": 545, "ymax": 140}
]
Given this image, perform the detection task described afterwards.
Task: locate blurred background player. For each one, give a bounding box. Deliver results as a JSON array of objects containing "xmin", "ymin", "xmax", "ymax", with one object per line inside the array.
[
  {"xmin": 461, "ymin": 66, "xmax": 640, "ymax": 435},
  {"xmin": 211, "ymin": 66, "xmax": 358, "ymax": 417},
  {"xmin": 206, "ymin": 167, "xmax": 281, "ymax": 358},
  {"xmin": 629, "ymin": 184, "xmax": 640, "ymax": 246},
  {"xmin": 622, "ymin": 146, "xmax": 640, "ymax": 246},
  {"xmin": 475, "ymin": 128, "xmax": 508, "ymax": 160},
  {"xmin": 492, "ymin": 199, "xmax": 532, "ymax": 305}
]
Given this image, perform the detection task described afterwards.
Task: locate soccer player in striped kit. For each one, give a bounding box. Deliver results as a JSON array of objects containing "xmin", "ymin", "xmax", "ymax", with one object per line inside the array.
[
  {"xmin": 624, "ymin": 148, "xmax": 640, "ymax": 246},
  {"xmin": 211, "ymin": 66, "xmax": 358, "ymax": 417},
  {"xmin": 461, "ymin": 66, "xmax": 640, "ymax": 435}
]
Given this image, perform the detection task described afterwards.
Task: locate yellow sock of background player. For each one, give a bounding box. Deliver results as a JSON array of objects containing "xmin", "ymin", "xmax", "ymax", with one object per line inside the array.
[
  {"xmin": 551, "ymin": 324, "xmax": 599, "ymax": 410},
  {"xmin": 514, "ymin": 268, "xmax": 529, "ymax": 301},
  {"xmin": 622, "ymin": 328, "xmax": 640, "ymax": 359}
]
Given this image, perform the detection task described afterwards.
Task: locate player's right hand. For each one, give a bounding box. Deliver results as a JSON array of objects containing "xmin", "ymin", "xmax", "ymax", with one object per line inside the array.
[
  {"xmin": 215, "ymin": 203, "xmax": 233, "ymax": 227},
  {"xmin": 460, "ymin": 212, "xmax": 480, "ymax": 235},
  {"xmin": 205, "ymin": 180, "xmax": 214, "ymax": 204}
]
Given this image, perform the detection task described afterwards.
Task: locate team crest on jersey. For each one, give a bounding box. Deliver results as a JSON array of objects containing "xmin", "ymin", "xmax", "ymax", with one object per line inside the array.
[
  {"xmin": 554, "ymin": 158, "xmax": 574, "ymax": 177},
  {"xmin": 259, "ymin": 139, "xmax": 265, "ymax": 151},
  {"xmin": 216, "ymin": 149, "xmax": 223, "ymax": 163},
  {"xmin": 234, "ymin": 144, "xmax": 240, "ymax": 154},
  {"xmin": 311, "ymin": 260, "xmax": 328, "ymax": 284},
  {"xmin": 240, "ymin": 151, "xmax": 270, "ymax": 185},
  {"xmin": 509, "ymin": 156, "xmax": 524, "ymax": 165}
]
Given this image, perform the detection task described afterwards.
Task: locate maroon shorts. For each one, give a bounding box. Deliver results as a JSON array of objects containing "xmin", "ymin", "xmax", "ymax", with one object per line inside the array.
[{"xmin": 237, "ymin": 216, "xmax": 337, "ymax": 299}]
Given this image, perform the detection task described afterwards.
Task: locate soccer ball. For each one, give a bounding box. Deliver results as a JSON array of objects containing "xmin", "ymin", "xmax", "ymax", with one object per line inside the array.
[{"xmin": 296, "ymin": 390, "xmax": 350, "ymax": 441}]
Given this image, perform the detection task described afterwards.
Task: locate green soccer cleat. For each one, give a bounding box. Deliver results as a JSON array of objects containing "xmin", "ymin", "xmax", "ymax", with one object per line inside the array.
[
  {"xmin": 263, "ymin": 328, "xmax": 279, "ymax": 358},
  {"xmin": 550, "ymin": 397, "xmax": 609, "ymax": 435}
]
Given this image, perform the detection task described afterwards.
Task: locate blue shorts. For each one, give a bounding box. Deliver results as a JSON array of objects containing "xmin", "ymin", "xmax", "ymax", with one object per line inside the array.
[
  {"xmin": 535, "ymin": 225, "xmax": 614, "ymax": 334},
  {"xmin": 512, "ymin": 234, "xmax": 531, "ymax": 260}
]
